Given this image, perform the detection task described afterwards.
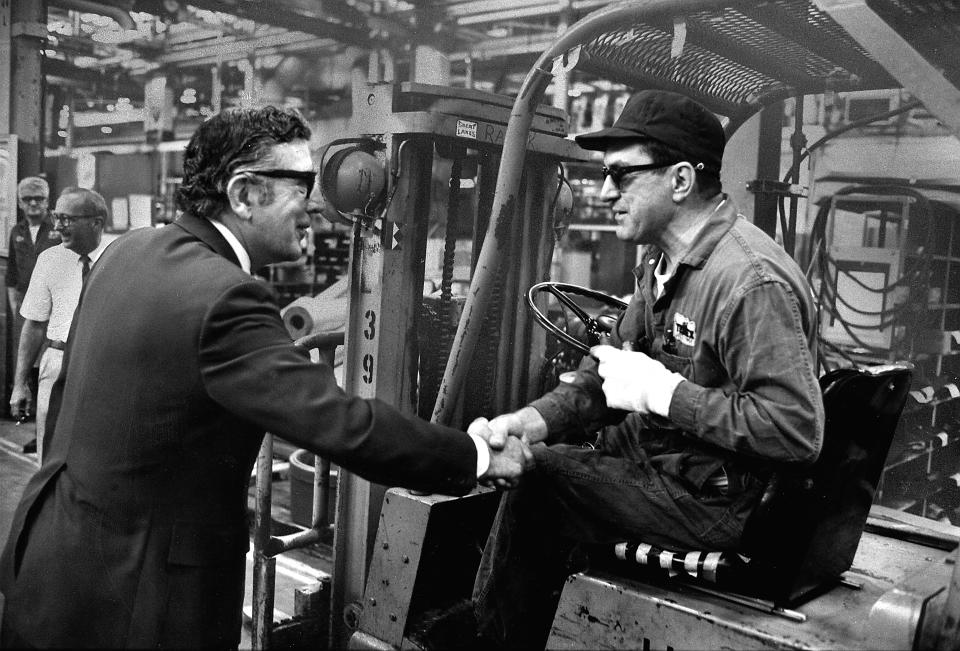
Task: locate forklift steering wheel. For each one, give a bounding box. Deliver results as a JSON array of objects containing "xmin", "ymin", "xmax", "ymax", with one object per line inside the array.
[{"xmin": 526, "ymin": 281, "xmax": 629, "ymax": 355}]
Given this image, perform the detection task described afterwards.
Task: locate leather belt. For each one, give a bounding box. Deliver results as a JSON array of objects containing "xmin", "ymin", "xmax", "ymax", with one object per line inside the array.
[{"xmin": 46, "ymin": 339, "xmax": 66, "ymax": 350}]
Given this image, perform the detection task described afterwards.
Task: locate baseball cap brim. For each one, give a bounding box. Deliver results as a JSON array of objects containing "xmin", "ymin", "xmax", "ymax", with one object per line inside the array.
[{"xmin": 575, "ymin": 126, "xmax": 647, "ymax": 151}]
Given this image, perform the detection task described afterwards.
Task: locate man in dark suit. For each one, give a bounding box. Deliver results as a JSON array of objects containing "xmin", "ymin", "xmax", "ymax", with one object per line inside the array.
[{"xmin": 0, "ymin": 106, "xmax": 529, "ymax": 648}]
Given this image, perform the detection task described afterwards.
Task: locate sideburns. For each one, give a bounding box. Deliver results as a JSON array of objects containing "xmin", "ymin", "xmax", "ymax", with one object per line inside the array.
[{"xmin": 257, "ymin": 184, "xmax": 275, "ymax": 206}]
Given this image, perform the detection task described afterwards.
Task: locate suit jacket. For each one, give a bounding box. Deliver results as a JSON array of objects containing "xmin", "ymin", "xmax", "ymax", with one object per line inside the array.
[{"xmin": 0, "ymin": 213, "xmax": 477, "ymax": 648}]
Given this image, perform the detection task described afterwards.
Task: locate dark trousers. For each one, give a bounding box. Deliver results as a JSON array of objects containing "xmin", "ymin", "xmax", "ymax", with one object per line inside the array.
[{"xmin": 472, "ymin": 427, "xmax": 762, "ymax": 650}]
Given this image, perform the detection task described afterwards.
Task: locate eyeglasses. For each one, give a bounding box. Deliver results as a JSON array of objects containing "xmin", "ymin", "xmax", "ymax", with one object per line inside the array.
[
  {"xmin": 20, "ymin": 195, "xmax": 47, "ymax": 204},
  {"xmin": 233, "ymin": 168, "xmax": 316, "ymax": 197},
  {"xmin": 52, "ymin": 212, "xmax": 98, "ymax": 226},
  {"xmin": 601, "ymin": 163, "xmax": 675, "ymax": 188}
]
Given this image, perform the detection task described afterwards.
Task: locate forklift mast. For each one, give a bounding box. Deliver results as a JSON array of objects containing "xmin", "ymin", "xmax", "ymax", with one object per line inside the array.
[{"xmin": 329, "ymin": 81, "xmax": 587, "ymax": 647}]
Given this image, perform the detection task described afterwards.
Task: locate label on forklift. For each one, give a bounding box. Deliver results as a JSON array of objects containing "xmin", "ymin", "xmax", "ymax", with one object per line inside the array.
[{"xmin": 456, "ymin": 119, "xmax": 478, "ymax": 139}]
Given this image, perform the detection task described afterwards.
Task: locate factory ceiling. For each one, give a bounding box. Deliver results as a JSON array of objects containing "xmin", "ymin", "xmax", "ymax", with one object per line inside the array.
[
  {"xmin": 39, "ymin": 0, "xmax": 960, "ymax": 149},
  {"xmin": 43, "ymin": 1, "xmax": 613, "ymax": 108}
]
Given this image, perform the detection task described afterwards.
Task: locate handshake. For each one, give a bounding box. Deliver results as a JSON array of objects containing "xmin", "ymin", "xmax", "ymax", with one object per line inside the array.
[
  {"xmin": 469, "ymin": 407, "xmax": 549, "ymax": 490},
  {"xmin": 468, "ymin": 344, "xmax": 687, "ymax": 490}
]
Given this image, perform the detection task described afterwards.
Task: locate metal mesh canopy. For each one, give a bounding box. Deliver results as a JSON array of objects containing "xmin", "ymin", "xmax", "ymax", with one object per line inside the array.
[{"xmin": 575, "ymin": 0, "xmax": 960, "ymax": 128}]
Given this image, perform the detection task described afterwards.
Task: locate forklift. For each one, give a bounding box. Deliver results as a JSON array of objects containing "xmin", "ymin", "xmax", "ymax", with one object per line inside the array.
[{"xmin": 252, "ymin": 1, "xmax": 960, "ymax": 649}]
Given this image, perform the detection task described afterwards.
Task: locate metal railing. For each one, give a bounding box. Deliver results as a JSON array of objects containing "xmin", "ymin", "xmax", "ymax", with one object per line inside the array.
[{"xmin": 251, "ymin": 331, "xmax": 345, "ymax": 649}]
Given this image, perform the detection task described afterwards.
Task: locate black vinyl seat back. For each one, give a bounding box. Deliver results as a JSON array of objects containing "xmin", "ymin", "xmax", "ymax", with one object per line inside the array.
[{"xmin": 740, "ymin": 363, "xmax": 913, "ymax": 604}]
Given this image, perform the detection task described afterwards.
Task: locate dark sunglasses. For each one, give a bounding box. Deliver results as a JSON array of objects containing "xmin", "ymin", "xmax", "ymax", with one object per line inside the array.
[
  {"xmin": 52, "ymin": 212, "xmax": 98, "ymax": 226},
  {"xmin": 601, "ymin": 162, "xmax": 675, "ymax": 187},
  {"xmin": 235, "ymin": 168, "xmax": 316, "ymax": 197},
  {"xmin": 20, "ymin": 195, "xmax": 47, "ymax": 203}
]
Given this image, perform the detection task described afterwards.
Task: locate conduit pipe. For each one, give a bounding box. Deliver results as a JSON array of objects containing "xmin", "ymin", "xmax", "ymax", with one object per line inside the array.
[{"xmin": 50, "ymin": 0, "xmax": 136, "ymax": 30}]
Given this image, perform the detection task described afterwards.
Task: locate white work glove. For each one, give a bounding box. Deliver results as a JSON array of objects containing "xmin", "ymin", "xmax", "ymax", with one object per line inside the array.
[{"xmin": 591, "ymin": 344, "xmax": 685, "ymax": 416}]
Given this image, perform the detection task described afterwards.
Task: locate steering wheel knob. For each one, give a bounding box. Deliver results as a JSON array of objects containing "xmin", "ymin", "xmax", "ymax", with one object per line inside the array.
[{"xmin": 596, "ymin": 314, "xmax": 618, "ymax": 333}]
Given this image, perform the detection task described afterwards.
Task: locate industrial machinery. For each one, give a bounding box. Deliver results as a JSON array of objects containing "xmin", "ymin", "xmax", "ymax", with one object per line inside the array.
[
  {"xmin": 325, "ymin": 81, "xmax": 588, "ymax": 648},
  {"xmin": 251, "ymin": 1, "xmax": 960, "ymax": 649}
]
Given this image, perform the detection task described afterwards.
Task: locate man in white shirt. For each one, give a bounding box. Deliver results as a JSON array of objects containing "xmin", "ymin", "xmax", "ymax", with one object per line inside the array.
[{"xmin": 9, "ymin": 187, "xmax": 109, "ymax": 462}]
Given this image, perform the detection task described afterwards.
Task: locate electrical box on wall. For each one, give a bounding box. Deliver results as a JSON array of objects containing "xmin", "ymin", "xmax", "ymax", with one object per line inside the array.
[
  {"xmin": 820, "ymin": 246, "xmax": 904, "ymax": 350},
  {"xmin": 813, "ymin": 183, "xmax": 960, "ymax": 521},
  {"xmin": 817, "ymin": 192, "xmax": 918, "ymax": 354}
]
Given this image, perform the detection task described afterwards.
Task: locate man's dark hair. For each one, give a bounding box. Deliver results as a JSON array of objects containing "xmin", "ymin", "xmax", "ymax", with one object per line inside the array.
[
  {"xmin": 640, "ymin": 138, "xmax": 722, "ymax": 199},
  {"xmin": 176, "ymin": 106, "xmax": 311, "ymax": 220}
]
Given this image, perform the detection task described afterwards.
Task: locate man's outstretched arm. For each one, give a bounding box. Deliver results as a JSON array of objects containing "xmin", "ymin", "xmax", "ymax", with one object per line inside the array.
[{"xmin": 10, "ymin": 319, "xmax": 47, "ymax": 419}]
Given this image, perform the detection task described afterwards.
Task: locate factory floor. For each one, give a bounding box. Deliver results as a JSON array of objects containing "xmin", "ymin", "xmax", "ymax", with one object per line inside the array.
[{"xmin": 0, "ymin": 419, "xmax": 333, "ymax": 649}]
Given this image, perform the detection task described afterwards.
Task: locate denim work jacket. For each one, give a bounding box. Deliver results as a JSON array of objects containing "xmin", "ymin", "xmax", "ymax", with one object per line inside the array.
[{"xmin": 530, "ymin": 198, "xmax": 825, "ymax": 494}]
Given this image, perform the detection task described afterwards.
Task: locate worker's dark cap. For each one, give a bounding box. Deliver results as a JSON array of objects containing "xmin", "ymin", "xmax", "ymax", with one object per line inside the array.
[{"xmin": 575, "ymin": 90, "xmax": 725, "ymax": 173}]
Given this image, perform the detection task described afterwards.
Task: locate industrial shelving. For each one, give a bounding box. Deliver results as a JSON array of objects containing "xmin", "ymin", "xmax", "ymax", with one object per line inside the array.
[{"xmin": 815, "ymin": 184, "xmax": 960, "ymax": 522}]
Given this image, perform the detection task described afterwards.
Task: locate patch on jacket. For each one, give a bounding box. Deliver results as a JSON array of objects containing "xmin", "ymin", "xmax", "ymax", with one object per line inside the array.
[{"xmin": 673, "ymin": 312, "xmax": 696, "ymax": 347}]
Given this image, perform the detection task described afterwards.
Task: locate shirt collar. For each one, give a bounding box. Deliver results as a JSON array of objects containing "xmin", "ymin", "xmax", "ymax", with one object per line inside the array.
[
  {"xmin": 674, "ymin": 195, "xmax": 739, "ymax": 268},
  {"xmin": 86, "ymin": 237, "xmax": 110, "ymax": 265},
  {"xmin": 208, "ymin": 219, "xmax": 251, "ymax": 274},
  {"xmin": 652, "ymin": 253, "xmax": 669, "ymax": 299},
  {"xmin": 634, "ymin": 194, "xmax": 739, "ymax": 280},
  {"xmin": 66, "ymin": 238, "xmax": 110, "ymax": 265}
]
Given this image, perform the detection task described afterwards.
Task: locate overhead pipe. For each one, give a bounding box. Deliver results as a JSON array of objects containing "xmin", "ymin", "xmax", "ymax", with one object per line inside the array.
[
  {"xmin": 431, "ymin": 0, "xmax": 733, "ymax": 424},
  {"xmin": 50, "ymin": 0, "xmax": 136, "ymax": 30}
]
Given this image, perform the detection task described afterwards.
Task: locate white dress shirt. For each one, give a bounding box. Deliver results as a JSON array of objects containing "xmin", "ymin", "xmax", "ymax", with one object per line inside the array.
[{"xmin": 21, "ymin": 239, "xmax": 109, "ymax": 342}]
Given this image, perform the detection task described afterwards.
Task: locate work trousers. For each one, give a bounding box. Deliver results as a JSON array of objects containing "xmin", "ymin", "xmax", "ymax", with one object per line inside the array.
[{"xmin": 472, "ymin": 426, "xmax": 764, "ymax": 650}]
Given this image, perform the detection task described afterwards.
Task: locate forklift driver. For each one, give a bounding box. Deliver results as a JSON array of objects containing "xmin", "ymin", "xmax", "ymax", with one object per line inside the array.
[{"xmin": 427, "ymin": 90, "xmax": 826, "ymax": 651}]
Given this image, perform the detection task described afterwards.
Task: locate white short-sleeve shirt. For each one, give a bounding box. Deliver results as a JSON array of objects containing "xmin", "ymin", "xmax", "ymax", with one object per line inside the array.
[{"xmin": 20, "ymin": 241, "xmax": 108, "ymax": 342}]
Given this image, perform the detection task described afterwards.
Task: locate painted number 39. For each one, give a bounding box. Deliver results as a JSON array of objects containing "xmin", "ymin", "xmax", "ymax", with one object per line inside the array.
[
  {"xmin": 364, "ymin": 310, "xmax": 376, "ymax": 340},
  {"xmin": 362, "ymin": 354, "xmax": 374, "ymax": 384},
  {"xmin": 362, "ymin": 310, "xmax": 376, "ymax": 384}
]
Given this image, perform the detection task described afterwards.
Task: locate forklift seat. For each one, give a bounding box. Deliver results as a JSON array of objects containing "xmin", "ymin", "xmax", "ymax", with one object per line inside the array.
[{"xmin": 601, "ymin": 363, "xmax": 913, "ymax": 607}]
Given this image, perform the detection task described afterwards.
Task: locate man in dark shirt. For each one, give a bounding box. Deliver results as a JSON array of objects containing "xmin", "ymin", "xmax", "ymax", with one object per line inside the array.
[
  {"xmin": 5, "ymin": 177, "xmax": 60, "ymax": 442},
  {"xmin": 6, "ymin": 176, "xmax": 60, "ymax": 316},
  {"xmin": 459, "ymin": 90, "xmax": 825, "ymax": 650}
]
